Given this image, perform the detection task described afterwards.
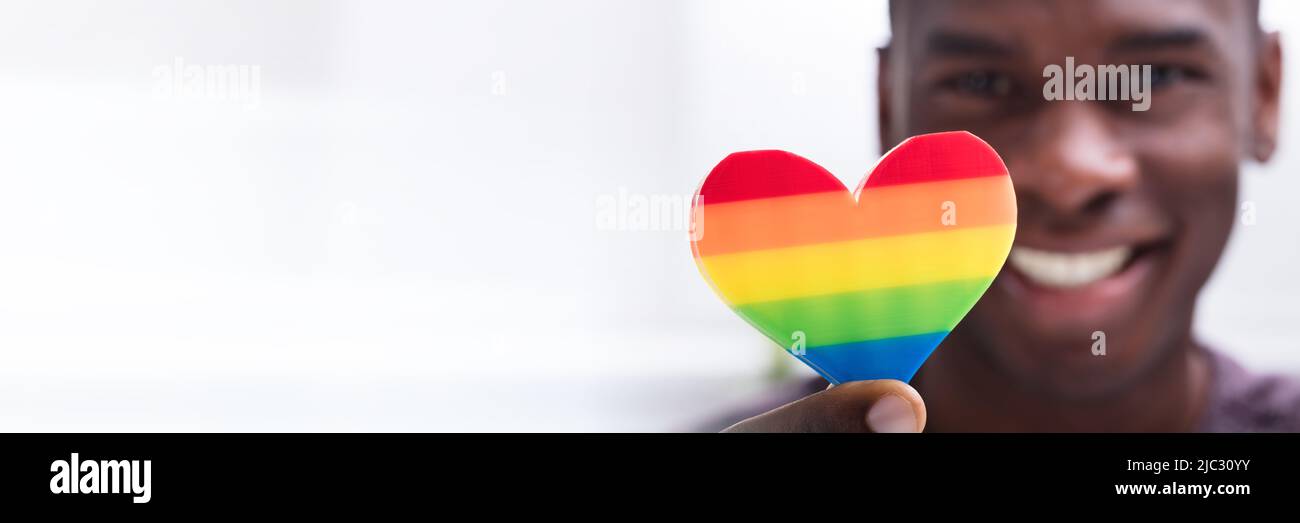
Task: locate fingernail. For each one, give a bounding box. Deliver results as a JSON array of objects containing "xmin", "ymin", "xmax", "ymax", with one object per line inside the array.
[{"xmin": 867, "ymin": 394, "xmax": 918, "ymax": 433}]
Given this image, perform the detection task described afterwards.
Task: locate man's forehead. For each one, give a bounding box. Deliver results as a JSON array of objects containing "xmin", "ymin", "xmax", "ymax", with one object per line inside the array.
[{"xmin": 891, "ymin": 0, "xmax": 1255, "ymax": 57}]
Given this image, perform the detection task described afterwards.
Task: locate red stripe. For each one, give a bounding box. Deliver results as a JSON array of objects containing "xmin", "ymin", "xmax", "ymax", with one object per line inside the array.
[
  {"xmin": 859, "ymin": 131, "xmax": 1007, "ymax": 189},
  {"xmin": 697, "ymin": 150, "xmax": 846, "ymax": 205}
]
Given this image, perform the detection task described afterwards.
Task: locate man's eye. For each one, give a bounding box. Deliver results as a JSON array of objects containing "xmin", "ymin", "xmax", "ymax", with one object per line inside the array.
[
  {"xmin": 1149, "ymin": 65, "xmax": 1202, "ymax": 89},
  {"xmin": 940, "ymin": 71, "xmax": 1013, "ymax": 97}
]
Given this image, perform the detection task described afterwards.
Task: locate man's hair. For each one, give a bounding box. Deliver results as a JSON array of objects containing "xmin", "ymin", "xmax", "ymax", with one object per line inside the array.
[{"xmin": 888, "ymin": 0, "xmax": 1262, "ymax": 35}]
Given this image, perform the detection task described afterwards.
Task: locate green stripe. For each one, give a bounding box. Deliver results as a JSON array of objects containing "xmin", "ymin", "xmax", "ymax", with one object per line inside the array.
[{"xmin": 734, "ymin": 277, "xmax": 994, "ymax": 348}]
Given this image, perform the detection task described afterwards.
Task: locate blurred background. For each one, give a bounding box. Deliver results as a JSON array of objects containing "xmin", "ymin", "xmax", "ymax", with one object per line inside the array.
[{"xmin": 0, "ymin": 0, "xmax": 1296, "ymax": 431}]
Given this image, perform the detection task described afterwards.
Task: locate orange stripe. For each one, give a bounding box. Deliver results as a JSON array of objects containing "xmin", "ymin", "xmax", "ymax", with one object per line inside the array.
[{"xmin": 692, "ymin": 175, "xmax": 1015, "ymax": 257}]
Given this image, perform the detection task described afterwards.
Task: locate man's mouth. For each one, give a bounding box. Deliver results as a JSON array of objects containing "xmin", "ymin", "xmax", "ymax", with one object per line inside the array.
[
  {"xmin": 997, "ymin": 239, "xmax": 1169, "ymax": 329},
  {"xmin": 1007, "ymin": 245, "xmax": 1132, "ymax": 288}
]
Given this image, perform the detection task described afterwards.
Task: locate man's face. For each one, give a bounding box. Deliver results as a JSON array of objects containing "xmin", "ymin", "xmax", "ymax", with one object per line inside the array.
[{"xmin": 882, "ymin": 0, "xmax": 1280, "ymax": 397}]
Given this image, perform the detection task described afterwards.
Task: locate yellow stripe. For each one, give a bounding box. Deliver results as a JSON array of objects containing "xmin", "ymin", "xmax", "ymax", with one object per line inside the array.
[{"xmin": 698, "ymin": 224, "xmax": 1015, "ymax": 305}]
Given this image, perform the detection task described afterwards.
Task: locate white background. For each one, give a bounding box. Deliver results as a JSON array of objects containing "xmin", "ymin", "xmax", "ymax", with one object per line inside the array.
[{"xmin": 0, "ymin": 0, "xmax": 1295, "ymax": 431}]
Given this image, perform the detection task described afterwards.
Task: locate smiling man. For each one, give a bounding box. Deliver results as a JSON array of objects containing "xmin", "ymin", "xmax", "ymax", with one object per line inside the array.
[{"xmin": 714, "ymin": 0, "xmax": 1297, "ymax": 432}]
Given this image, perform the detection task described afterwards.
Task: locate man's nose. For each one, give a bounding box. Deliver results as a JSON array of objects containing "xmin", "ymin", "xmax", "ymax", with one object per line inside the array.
[{"xmin": 1011, "ymin": 103, "xmax": 1139, "ymax": 219}]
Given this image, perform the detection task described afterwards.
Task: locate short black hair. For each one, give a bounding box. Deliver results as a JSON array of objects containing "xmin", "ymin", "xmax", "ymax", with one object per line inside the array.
[{"xmin": 887, "ymin": 0, "xmax": 1262, "ymax": 35}]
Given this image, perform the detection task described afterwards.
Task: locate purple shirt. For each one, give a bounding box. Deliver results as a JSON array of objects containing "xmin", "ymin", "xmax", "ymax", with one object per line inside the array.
[
  {"xmin": 699, "ymin": 350, "xmax": 1300, "ymax": 432},
  {"xmin": 1198, "ymin": 350, "xmax": 1300, "ymax": 432}
]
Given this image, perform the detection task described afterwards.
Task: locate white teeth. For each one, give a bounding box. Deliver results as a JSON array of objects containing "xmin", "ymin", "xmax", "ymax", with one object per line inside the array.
[{"xmin": 1008, "ymin": 245, "xmax": 1132, "ymax": 288}]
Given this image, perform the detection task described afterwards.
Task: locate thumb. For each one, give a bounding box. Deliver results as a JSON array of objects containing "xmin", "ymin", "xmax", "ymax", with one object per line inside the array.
[{"xmin": 722, "ymin": 379, "xmax": 926, "ymax": 433}]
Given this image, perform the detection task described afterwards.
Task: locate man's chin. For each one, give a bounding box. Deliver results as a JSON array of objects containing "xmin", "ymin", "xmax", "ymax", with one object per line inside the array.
[{"xmin": 980, "ymin": 333, "xmax": 1169, "ymax": 401}]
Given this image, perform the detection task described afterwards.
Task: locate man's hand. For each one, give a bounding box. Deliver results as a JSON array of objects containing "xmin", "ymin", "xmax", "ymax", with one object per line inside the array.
[{"xmin": 722, "ymin": 380, "xmax": 926, "ymax": 433}]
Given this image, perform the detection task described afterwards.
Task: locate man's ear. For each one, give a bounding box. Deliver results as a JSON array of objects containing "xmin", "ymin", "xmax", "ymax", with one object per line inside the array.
[
  {"xmin": 876, "ymin": 45, "xmax": 894, "ymax": 155},
  {"xmin": 1251, "ymin": 31, "xmax": 1282, "ymax": 162}
]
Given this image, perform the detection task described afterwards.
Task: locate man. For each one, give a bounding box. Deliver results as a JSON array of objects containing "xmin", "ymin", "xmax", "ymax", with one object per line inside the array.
[{"xmin": 715, "ymin": 0, "xmax": 1297, "ymax": 432}]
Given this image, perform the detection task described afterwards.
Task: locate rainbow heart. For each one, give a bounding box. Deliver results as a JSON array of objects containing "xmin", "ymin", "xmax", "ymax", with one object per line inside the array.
[{"xmin": 690, "ymin": 131, "xmax": 1017, "ymax": 384}]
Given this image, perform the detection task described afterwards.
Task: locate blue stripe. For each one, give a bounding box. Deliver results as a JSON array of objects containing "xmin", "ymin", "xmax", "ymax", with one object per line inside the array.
[{"xmin": 793, "ymin": 331, "xmax": 949, "ymax": 385}]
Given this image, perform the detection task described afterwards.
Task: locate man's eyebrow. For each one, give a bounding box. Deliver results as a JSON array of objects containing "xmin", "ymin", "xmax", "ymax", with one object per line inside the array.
[
  {"xmin": 922, "ymin": 30, "xmax": 1015, "ymax": 58},
  {"xmin": 1109, "ymin": 27, "xmax": 1210, "ymax": 52}
]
